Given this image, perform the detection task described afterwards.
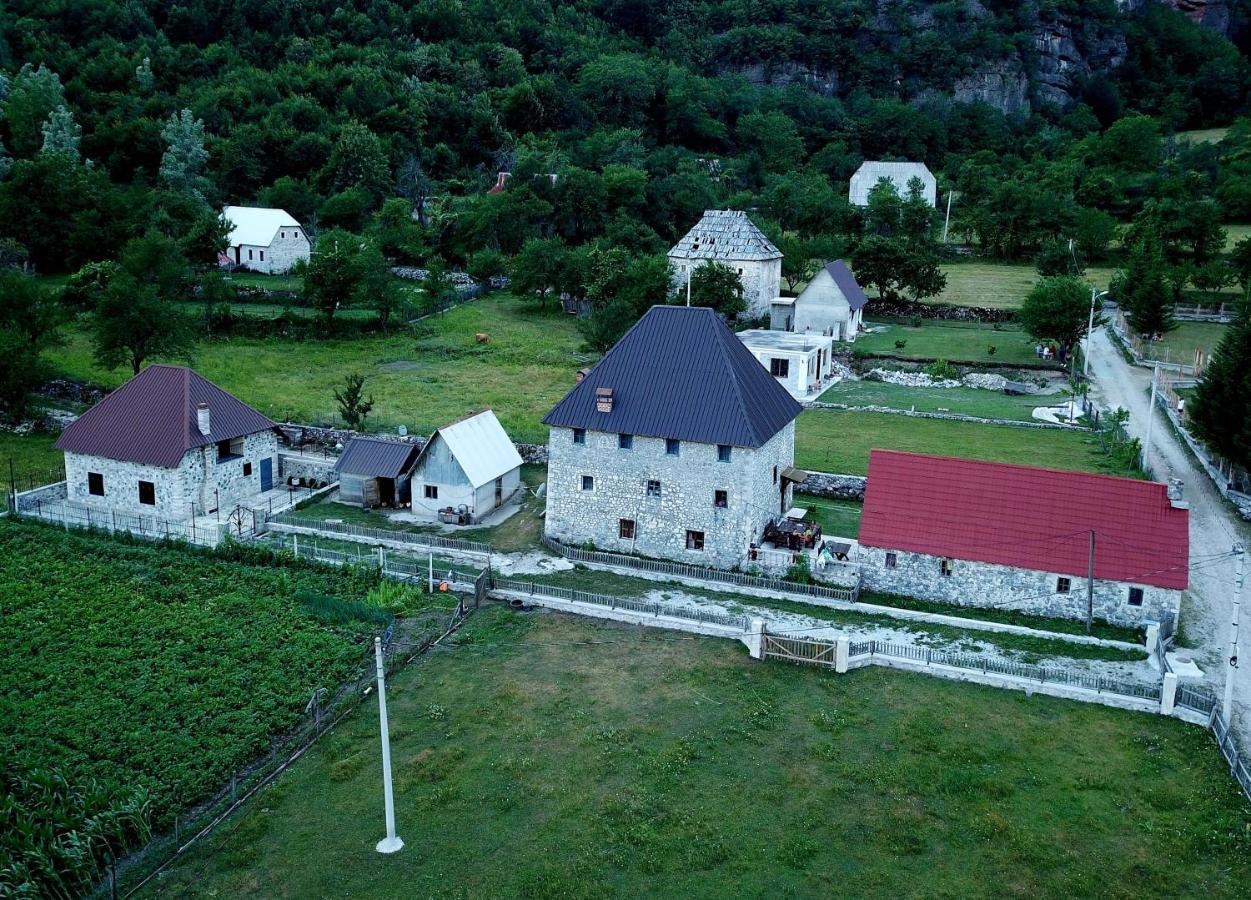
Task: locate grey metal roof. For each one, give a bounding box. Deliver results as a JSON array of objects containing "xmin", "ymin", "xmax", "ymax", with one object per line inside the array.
[
  {"xmin": 335, "ymin": 437, "xmax": 421, "ymax": 479},
  {"xmin": 825, "ymin": 260, "xmax": 869, "ymax": 311},
  {"xmin": 543, "ymin": 306, "xmax": 802, "ymax": 448},
  {"xmin": 667, "ymin": 210, "xmax": 782, "ymax": 262},
  {"xmin": 55, "ymin": 365, "xmax": 276, "ymax": 468}
]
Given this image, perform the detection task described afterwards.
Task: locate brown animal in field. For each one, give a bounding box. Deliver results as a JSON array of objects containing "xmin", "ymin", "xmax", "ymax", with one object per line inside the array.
[{"xmin": 475, "ymin": 333, "xmax": 490, "ymax": 344}]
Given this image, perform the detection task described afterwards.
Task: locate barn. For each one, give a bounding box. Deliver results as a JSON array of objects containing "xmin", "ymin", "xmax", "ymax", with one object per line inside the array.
[
  {"xmin": 409, "ymin": 410, "xmax": 524, "ymax": 522},
  {"xmin": 335, "ymin": 437, "xmax": 421, "ymax": 508}
]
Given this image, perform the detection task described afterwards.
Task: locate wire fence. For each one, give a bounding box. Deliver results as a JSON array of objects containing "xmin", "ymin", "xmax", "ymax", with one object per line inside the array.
[
  {"xmin": 1210, "ymin": 708, "xmax": 1251, "ymax": 802},
  {"xmin": 16, "ymin": 501, "xmax": 223, "ymax": 547},
  {"xmin": 492, "ymin": 576, "xmax": 751, "ymax": 631},
  {"xmin": 268, "ymin": 514, "xmax": 492, "ymax": 556}
]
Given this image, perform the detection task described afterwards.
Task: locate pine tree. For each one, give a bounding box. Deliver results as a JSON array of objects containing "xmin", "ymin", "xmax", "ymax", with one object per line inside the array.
[
  {"xmin": 1119, "ymin": 227, "xmax": 1176, "ymax": 337},
  {"xmin": 40, "ymin": 105, "xmax": 81, "ymax": 160},
  {"xmin": 1190, "ymin": 313, "xmax": 1251, "ymax": 470},
  {"xmin": 5, "ymin": 64, "xmax": 65, "ymax": 155},
  {"xmin": 159, "ymin": 109, "xmax": 211, "ymax": 197}
]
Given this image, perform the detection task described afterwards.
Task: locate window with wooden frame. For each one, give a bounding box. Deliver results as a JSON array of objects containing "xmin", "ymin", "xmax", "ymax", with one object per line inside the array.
[
  {"xmin": 425, "ymin": 484, "xmax": 438, "ymax": 499},
  {"xmin": 1128, "ymin": 587, "xmax": 1144, "ymax": 607},
  {"xmin": 885, "ymin": 552, "xmax": 897, "ymax": 569},
  {"xmin": 769, "ymin": 358, "xmax": 789, "ymax": 377},
  {"xmin": 686, "ymin": 530, "xmax": 705, "ymax": 551},
  {"xmin": 619, "ymin": 519, "xmax": 636, "ymax": 539},
  {"xmin": 666, "ymin": 438, "xmax": 680, "ymax": 456},
  {"xmin": 940, "ymin": 558, "xmax": 953, "ymax": 577},
  {"xmin": 87, "ymin": 472, "xmax": 104, "ymax": 496},
  {"xmin": 714, "ymin": 489, "xmax": 728, "ymax": 509},
  {"xmin": 717, "ymin": 445, "xmax": 732, "ymax": 463},
  {"xmin": 138, "ymin": 481, "xmax": 155, "ymax": 506},
  {"xmin": 581, "ymin": 475, "xmax": 594, "ymax": 492},
  {"xmin": 1056, "ymin": 577, "xmax": 1071, "ymax": 593},
  {"xmin": 646, "ymin": 479, "xmax": 661, "ymax": 498},
  {"xmin": 618, "ymin": 433, "xmax": 633, "ymax": 450},
  {"xmin": 572, "ymin": 428, "xmax": 585, "ymax": 445}
]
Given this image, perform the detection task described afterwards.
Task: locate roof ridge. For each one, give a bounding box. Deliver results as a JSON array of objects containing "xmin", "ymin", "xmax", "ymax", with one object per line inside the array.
[{"xmin": 709, "ymin": 312, "xmax": 760, "ymax": 446}]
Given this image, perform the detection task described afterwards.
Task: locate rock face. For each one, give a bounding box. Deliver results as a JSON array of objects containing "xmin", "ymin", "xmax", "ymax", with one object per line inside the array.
[
  {"xmin": 953, "ymin": 63, "xmax": 1032, "ymax": 116},
  {"xmin": 1034, "ymin": 11, "xmax": 1129, "ymax": 109},
  {"xmin": 1125, "ymin": 0, "xmax": 1236, "ymax": 35}
]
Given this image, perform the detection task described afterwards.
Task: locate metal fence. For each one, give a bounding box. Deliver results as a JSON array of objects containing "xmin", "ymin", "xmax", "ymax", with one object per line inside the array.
[
  {"xmin": 269, "ymin": 515, "xmax": 492, "ymax": 556},
  {"xmin": 541, "ymin": 535, "xmax": 860, "ymax": 603},
  {"xmin": 16, "ymin": 502, "xmax": 222, "ymax": 547},
  {"xmin": 493, "ymin": 575, "xmax": 751, "ymax": 631}
]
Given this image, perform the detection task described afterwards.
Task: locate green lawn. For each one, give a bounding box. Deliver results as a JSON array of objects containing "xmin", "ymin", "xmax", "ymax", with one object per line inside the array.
[
  {"xmin": 795, "ymin": 492, "xmax": 862, "ymax": 539},
  {"xmin": 1143, "ymin": 322, "xmax": 1230, "ymax": 366},
  {"xmin": 855, "ymin": 320, "xmax": 1043, "ymax": 366},
  {"xmin": 0, "ymin": 431, "xmax": 62, "ymax": 480},
  {"xmin": 146, "ymin": 608, "xmax": 1251, "ymax": 899},
  {"xmin": 223, "ymin": 272, "xmax": 305, "ymax": 292},
  {"xmin": 795, "ymin": 410, "xmax": 1128, "ymax": 477},
  {"xmin": 818, "ymin": 379, "xmax": 1051, "ymax": 421},
  {"xmin": 932, "ymin": 262, "xmax": 1117, "ymax": 311},
  {"xmin": 42, "ymin": 295, "xmax": 594, "ymax": 444}
]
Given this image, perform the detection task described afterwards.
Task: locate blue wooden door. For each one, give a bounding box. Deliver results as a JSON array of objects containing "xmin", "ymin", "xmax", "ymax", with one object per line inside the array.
[{"xmin": 260, "ymin": 457, "xmax": 273, "ymax": 492}]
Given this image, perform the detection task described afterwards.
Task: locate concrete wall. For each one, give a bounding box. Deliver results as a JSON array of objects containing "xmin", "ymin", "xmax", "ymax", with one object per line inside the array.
[
  {"xmin": 232, "ymin": 229, "xmax": 310, "ymax": 275},
  {"xmin": 792, "ymin": 268, "xmax": 853, "ymax": 340},
  {"xmin": 669, "ymin": 257, "xmax": 782, "ymax": 319},
  {"xmin": 857, "ymin": 544, "xmax": 1180, "ymax": 628},
  {"xmin": 743, "ymin": 346, "xmax": 823, "ymax": 394},
  {"xmin": 544, "ymin": 422, "xmax": 795, "ymax": 568}
]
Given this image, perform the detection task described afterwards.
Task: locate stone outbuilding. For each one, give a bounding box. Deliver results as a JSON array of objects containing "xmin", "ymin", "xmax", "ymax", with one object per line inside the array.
[
  {"xmin": 409, "ymin": 410, "xmax": 523, "ymax": 522},
  {"xmin": 54, "ymin": 365, "xmax": 279, "ymax": 521},
  {"xmin": 770, "ymin": 260, "xmax": 868, "ymax": 341},
  {"xmin": 848, "ymin": 161, "xmax": 937, "ymax": 207},
  {"xmin": 222, "ymin": 206, "xmax": 310, "ymax": 274},
  {"xmin": 336, "ymin": 437, "xmax": 421, "ymax": 508},
  {"xmin": 737, "ymin": 329, "xmax": 836, "ymax": 399},
  {"xmin": 668, "ymin": 210, "xmax": 783, "ymax": 318},
  {"xmin": 543, "ymin": 305, "xmax": 805, "ymax": 569},
  {"xmin": 857, "ymin": 450, "xmax": 1189, "ymax": 628}
]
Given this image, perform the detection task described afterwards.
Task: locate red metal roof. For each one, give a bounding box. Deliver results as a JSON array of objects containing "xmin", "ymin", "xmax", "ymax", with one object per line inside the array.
[
  {"xmin": 55, "ymin": 365, "xmax": 276, "ymax": 468},
  {"xmin": 859, "ymin": 450, "xmax": 1189, "ymax": 590}
]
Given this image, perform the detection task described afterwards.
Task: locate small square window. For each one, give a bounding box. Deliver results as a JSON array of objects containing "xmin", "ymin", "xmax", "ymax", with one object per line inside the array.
[
  {"xmin": 714, "ymin": 489, "xmax": 728, "ymax": 508},
  {"xmin": 572, "ymin": 428, "xmax": 585, "ymax": 445},
  {"xmin": 940, "ymin": 558, "xmax": 953, "ymax": 577},
  {"xmin": 1056, "ymin": 577, "xmax": 1071, "ymax": 593},
  {"xmin": 618, "ymin": 433, "xmax": 633, "ymax": 450},
  {"xmin": 138, "ymin": 480, "xmax": 155, "ymax": 506},
  {"xmin": 425, "ymin": 484, "xmax": 438, "ymax": 499},
  {"xmin": 773, "ymin": 465, "xmax": 778, "ymax": 484},
  {"xmin": 1128, "ymin": 587, "xmax": 1144, "ymax": 607},
  {"xmin": 619, "ymin": 519, "xmax": 635, "ymax": 539},
  {"xmin": 769, "ymin": 358, "xmax": 789, "ymax": 377},
  {"xmin": 294, "ymin": 230, "xmax": 300, "ymax": 238},
  {"xmin": 646, "ymin": 479, "xmax": 661, "ymax": 498},
  {"xmin": 885, "ymin": 552, "xmax": 897, "ymax": 569},
  {"xmin": 686, "ymin": 530, "xmax": 705, "ymax": 551},
  {"xmin": 243, "ymin": 462, "xmax": 253, "ymax": 476},
  {"xmin": 666, "ymin": 438, "xmax": 680, "ymax": 456},
  {"xmin": 581, "ymin": 475, "xmax": 594, "ymax": 492},
  {"xmin": 717, "ymin": 445, "xmax": 732, "ymax": 463},
  {"xmin": 87, "ymin": 472, "xmax": 104, "ymax": 496}
]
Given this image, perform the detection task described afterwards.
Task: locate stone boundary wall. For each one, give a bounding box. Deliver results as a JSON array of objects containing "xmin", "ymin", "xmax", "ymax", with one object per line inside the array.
[
  {"xmin": 275, "ymin": 422, "xmax": 550, "ymax": 464},
  {"xmin": 14, "ymin": 480, "xmax": 67, "ymax": 512},
  {"xmin": 799, "ymin": 472, "xmax": 866, "ymax": 501},
  {"xmin": 804, "ymin": 401, "xmax": 1079, "ymax": 431},
  {"xmin": 867, "ymin": 298, "xmax": 1017, "ymax": 323}
]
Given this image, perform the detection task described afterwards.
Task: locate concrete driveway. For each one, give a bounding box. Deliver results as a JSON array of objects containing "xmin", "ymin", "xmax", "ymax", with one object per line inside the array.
[{"xmin": 1086, "ymin": 326, "xmax": 1250, "ymax": 746}]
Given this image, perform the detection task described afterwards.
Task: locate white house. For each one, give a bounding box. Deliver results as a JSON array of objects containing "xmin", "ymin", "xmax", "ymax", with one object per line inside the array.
[
  {"xmin": 857, "ymin": 450, "xmax": 1190, "ymax": 628},
  {"xmin": 409, "ymin": 410, "xmax": 524, "ymax": 522},
  {"xmin": 848, "ymin": 161, "xmax": 937, "ymax": 207},
  {"xmin": 222, "ymin": 206, "xmax": 310, "ymax": 274},
  {"xmin": 668, "ymin": 210, "xmax": 783, "ymax": 318},
  {"xmin": 770, "ymin": 259, "xmax": 868, "ymax": 341},
  {"xmin": 543, "ymin": 306, "xmax": 806, "ymax": 569},
  {"xmin": 54, "ymin": 365, "xmax": 279, "ymax": 522},
  {"xmin": 737, "ymin": 329, "xmax": 836, "ymax": 399}
]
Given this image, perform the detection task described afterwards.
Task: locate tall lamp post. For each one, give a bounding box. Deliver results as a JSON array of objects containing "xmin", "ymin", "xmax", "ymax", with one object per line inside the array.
[{"xmin": 1084, "ymin": 288, "xmax": 1109, "ymax": 377}]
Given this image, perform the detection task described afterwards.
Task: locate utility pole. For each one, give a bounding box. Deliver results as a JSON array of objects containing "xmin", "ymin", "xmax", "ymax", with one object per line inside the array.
[
  {"xmin": 1141, "ymin": 363, "xmax": 1160, "ymax": 474},
  {"xmin": 942, "ymin": 190, "xmax": 954, "ymax": 244},
  {"xmin": 1223, "ymin": 545, "xmax": 1245, "ymax": 724},
  {"xmin": 1084, "ymin": 287, "xmax": 1100, "ymax": 377},
  {"xmin": 1086, "ymin": 529, "xmax": 1095, "ymax": 634},
  {"xmin": 686, "ymin": 264, "xmax": 692, "ymax": 307},
  {"xmin": 374, "ymin": 636, "xmax": 404, "ymax": 854}
]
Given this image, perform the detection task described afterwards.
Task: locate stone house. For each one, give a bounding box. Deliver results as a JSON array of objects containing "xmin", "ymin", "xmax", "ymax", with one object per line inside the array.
[
  {"xmin": 848, "ymin": 161, "xmax": 937, "ymax": 207},
  {"xmin": 409, "ymin": 410, "xmax": 523, "ymax": 522},
  {"xmin": 770, "ymin": 260, "xmax": 868, "ymax": 341},
  {"xmin": 543, "ymin": 305, "xmax": 805, "ymax": 568},
  {"xmin": 736, "ymin": 329, "xmax": 836, "ymax": 399},
  {"xmin": 857, "ymin": 450, "xmax": 1189, "ymax": 628},
  {"xmin": 336, "ymin": 437, "xmax": 421, "ymax": 508},
  {"xmin": 668, "ymin": 210, "xmax": 783, "ymax": 318},
  {"xmin": 54, "ymin": 365, "xmax": 279, "ymax": 521},
  {"xmin": 222, "ymin": 206, "xmax": 310, "ymax": 274}
]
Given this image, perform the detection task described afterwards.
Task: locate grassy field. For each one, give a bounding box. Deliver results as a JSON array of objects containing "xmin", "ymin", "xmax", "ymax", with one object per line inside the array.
[
  {"xmin": 795, "ymin": 492, "xmax": 862, "ymax": 539},
  {"xmin": 855, "ymin": 320, "xmax": 1046, "ymax": 366},
  {"xmin": 42, "ymin": 295, "xmax": 594, "ymax": 444},
  {"xmin": 818, "ymin": 379, "xmax": 1052, "ymax": 421},
  {"xmin": 147, "ymin": 608, "xmax": 1251, "ymax": 898},
  {"xmin": 933, "ymin": 262, "xmax": 1117, "ymax": 310},
  {"xmin": 1145, "ymin": 322, "xmax": 1230, "ymax": 366},
  {"xmin": 0, "ymin": 431, "xmax": 62, "ymax": 477},
  {"xmin": 795, "ymin": 410, "xmax": 1129, "ymax": 477}
]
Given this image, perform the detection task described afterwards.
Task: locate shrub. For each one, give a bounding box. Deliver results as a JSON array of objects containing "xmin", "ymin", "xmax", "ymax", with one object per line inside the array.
[
  {"xmin": 988, "ymin": 345, "xmax": 997, "ymax": 356},
  {"xmin": 908, "ymin": 314, "xmax": 923, "ymax": 328},
  {"xmin": 926, "ymin": 358, "xmax": 960, "ymax": 380},
  {"xmin": 894, "ymin": 339, "xmax": 907, "ymax": 350}
]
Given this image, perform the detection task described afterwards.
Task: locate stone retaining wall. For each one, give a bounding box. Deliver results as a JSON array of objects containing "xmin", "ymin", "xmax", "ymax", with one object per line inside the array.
[
  {"xmin": 799, "ymin": 472, "xmax": 866, "ymax": 501},
  {"xmin": 805, "ymin": 401, "xmax": 1079, "ymax": 431},
  {"xmin": 14, "ymin": 480, "xmax": 67, "ymax": 512}
]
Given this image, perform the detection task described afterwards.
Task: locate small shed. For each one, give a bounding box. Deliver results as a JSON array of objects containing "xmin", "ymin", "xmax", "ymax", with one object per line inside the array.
[
  {"xmin": 736, "ymin": 329, "xmax": 836, "ymax": 398},
  {"xmin": 335, "ymin": 437, "xmax": 421, "ymax": 508},
  {"xmin": 410, "ymin": 410, "xmax": 524, "ymax": 522}
]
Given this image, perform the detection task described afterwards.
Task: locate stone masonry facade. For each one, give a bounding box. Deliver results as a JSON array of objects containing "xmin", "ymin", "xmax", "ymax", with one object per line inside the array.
[
  {"xmin": 670, "ymin": 257, "xmax": 782, "ymax": 319},
  {"xmin": 545, "ymin": 422, "xmax": 796, "ymax": 569},
  {"xmin": 857, "ymin": 545, "xmax": 1180, "ymax": 628},
  {"xmin": 63, "ymin": 430, "xmax": 279, "ymax": 521},
  {"xmin": 236, "ymin": 229, "xmax": 310, "ymax": 275}
]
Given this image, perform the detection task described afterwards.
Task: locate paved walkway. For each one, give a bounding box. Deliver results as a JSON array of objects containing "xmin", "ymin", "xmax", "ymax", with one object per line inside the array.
[{"xmin": 1087, "ymin": 326, "xmax": 1250, "ymax": 745}]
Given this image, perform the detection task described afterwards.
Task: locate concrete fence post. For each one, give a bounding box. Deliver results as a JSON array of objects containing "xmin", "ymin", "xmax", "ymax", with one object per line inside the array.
[
  {"xmin": 835, "ymin": 636, "xmax": 850, "ymax": 674},
  {"xmin": 747, "ymin": 618, "xmax": 766, "ymax": 660},
  {"xmin": 1161, "ymin": 672, "xmax": 1178, "ymax": 715}
]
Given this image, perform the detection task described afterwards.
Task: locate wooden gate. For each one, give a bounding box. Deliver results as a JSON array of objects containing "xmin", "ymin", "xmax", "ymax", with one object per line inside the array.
[{"xmin": 761, "ymin": 634, "xmax": 837, "ymax": 668}]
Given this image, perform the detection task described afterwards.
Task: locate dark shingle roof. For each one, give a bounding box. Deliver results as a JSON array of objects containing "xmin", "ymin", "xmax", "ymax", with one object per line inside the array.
[
  {"xmin": 335, "ymin": 437, "xmax": 421, "ymax": 479},
  {"xmin": 825, "ymin": 260, "xmax": 869, "ymax": 311},
  {"xmin": 543, "ymin": 306, "xmax": 802, "ymax": 448},
  {"xmin": 55, "ymin": 365, "xmax": 276, "ymax": 468}
]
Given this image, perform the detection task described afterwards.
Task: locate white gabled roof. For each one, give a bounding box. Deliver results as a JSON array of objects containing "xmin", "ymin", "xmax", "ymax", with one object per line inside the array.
[
  {"xmin": 222, "ymin": 206, "xmax": 302, "ymax": 248},
  {"xmin": 424, "ymin": 409, "xmax": 523, "ymax": 489}
]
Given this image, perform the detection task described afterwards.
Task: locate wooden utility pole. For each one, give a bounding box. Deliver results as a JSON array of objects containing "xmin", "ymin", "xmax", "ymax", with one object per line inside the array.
[{"xmin": 1086, "ymin": 529, "xmax": 1095, "ymax": 634}]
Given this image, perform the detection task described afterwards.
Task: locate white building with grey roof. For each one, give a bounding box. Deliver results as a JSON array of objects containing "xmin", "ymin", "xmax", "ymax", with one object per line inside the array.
[
  {"xmin": 667, "ymin": 210, "xmax": 783, "ymax": 318},
  {"xmin": 848, "ymin": 161, "xmax": 937, "ymax": 207}
]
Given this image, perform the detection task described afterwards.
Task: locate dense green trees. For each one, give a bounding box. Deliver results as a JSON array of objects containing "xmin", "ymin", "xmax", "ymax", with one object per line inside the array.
[
  {"xmin": 1019, "ymin": 276, "xmax": 1102, "ymax": 352},
  {"xmin": 1191, "ymin": 317, "xmax": 1251, "ymax": 471}
]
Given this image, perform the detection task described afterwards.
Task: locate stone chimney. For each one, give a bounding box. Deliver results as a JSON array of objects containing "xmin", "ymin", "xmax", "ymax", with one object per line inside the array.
[{"xmin": 196, "ymin": 403, "xmax": 211, "ymax": 436}]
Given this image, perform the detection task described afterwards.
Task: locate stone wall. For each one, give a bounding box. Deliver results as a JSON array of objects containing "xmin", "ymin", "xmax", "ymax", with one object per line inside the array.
[
  {"xmin": 235, "ymin": 230, "xmax": 309, "ymax": 275},
  {"xmin": 14, "ymin": 480, "xmax": 67, "ymax": 512},
  {"xmin": 670, "ymin": 257, "xmax": 781, "ymax": 319},
  {"xmin": 800, "ymin": 472, "xmax": 866, "ymax": 501},
  {"xmin": 278, "ymin": 452, "xmax": 336, "ymax": 486},
  {"xmin": 857, "ymin": 545, "xmax": 1178, "ymax": 628},
  {"xmin": 544, "ymin": 423, "xmax": 795, "ymax": 568}
]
